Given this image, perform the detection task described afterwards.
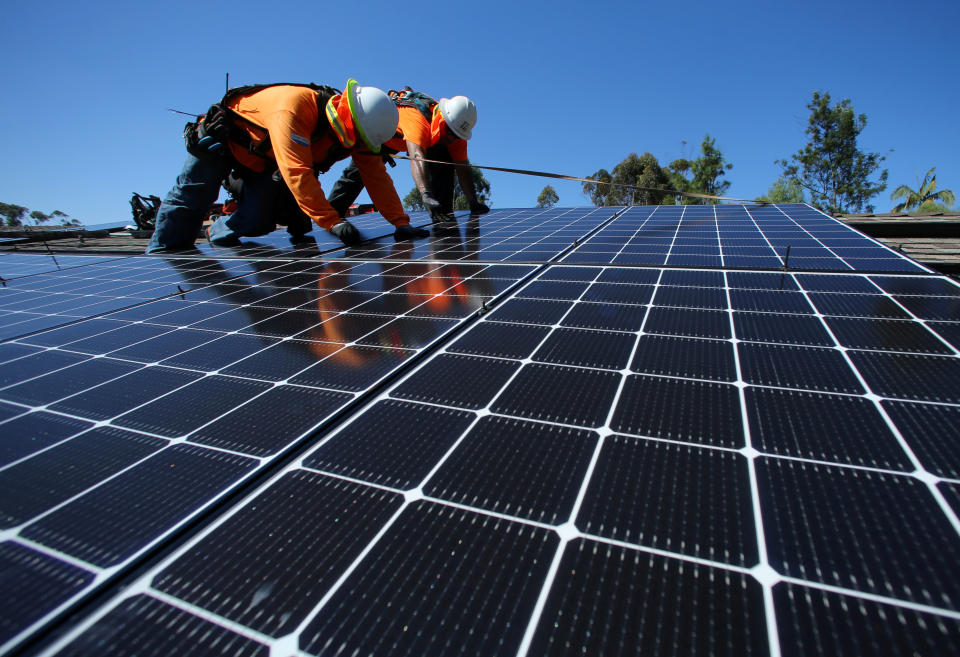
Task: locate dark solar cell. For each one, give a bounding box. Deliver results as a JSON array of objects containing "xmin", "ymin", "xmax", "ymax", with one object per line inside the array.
[
  {"xmin": 304, "ymin": 399, "xmax": 474, "ymax": 488},
  {"xmin": 596, "ymin": 268, "xmax": 660, "ymax": 284},
  {"xmin": 113, "ymin": 375, "xmax": 272, "ymax": 437},
  {"xmin": 0, "ymin": 412, "xmax": 94, "ymax": 466},
  {"xmin": 0, "ymin": 350, "xmax": 88, "ymax": 388},
  {"xmin": 220, "ymin": 340, "xmax": 341, "ymax": 381},
  {"xmin": 355, "ymin": 316, "xmax": 459, "ymax": 349},
  {"xmin": 581, "ymin": 282, "xmax": 654, "ymax": 305},
  {"xmin": 893, "ymin": 294, "xmax": 960, "ymax": 321},
  {"xmin": 0, "ymin": 357, "xmax": 140, "ymax": 406},
  {"xmin": 883, "ymin": 401, "xmax": 960, "ymax": 478},
  {"xmin": 738, "ymin": 343, "xmax": 864, "ymax": 393},
  {"xmin": 561, "ymin": 300, "xmax": 648, "ymax": 332},
  {"xmin": 871, "ymin": 276, "xmax": 960, "ymax": 296},
  {"xmin": 746, "ymin": 387, "xmax": 911, "ymax": 469},
  {"xmin": 0, "ymin": 342, "xmax": 41, "ymax": 364},
  {"xmin": 0, "ymin": 542, "xmax": 94, "ymax": 645},
  {"xmin": 578, "ymin": 436, "xmax": 757, "ymax": 565},
  {"xmin": 825, "ymin": 317, "xmax": 953, "ymax": 353},
  {"xmin": 289, "ymin": 345, "xmax": 414, "ymax": 391},
  {"xmin": 47, "ymin": 366, "xmax": 203, "ymax": 421},
  {"xmin": 727, "ymin": 271, "xmax": 798, "ymax": 290},
  {"xmin": 17, "ymin": 318, "xmax": 130, "ymax": 347},
  {"xmin": 190, "ymin": 385, "xmax": 351, "ymax": 456},
  {"xmin": 106, "ymin": 328, "xmax": 224, "ymax": 362},
  {"xmin": 929, "ymin": 321, "xmax": 960, "ymax": 351},
  {"xmin": 391, "ymin": 353, "xmax": 519, "ymax": 409},
  {"xmin": 529, "ymin": 539, "xmax": 768, "ymax": 656},
  {"xmin": 807, "ymin": 292, "xmax": 910, "ymax": 319},
  {"xmin": 139, "ymin": 301, "xmax": 235, "ymax": 326},
  {"xmin": 611, "ymin": 375, "xmax": 743, "ymax": 447},
  {"xmin": 53, "ymin": 595, "xmax": 269, "ymax": 657},
  {"xmin": 486, "ymin": 298, "xmax": 572, "ymax": 325},
  {"xmin": 632, "ymin": 334, "xmax": 736, "ymax": 381},
  {"xmin": 0, "ymin": 400, "xmax": 24, "ymax": 423},
  {"xmin": 539, "ymin": 266, "xmax": 600, "ymax": 282},
  {"xmin": 235, "ymin": 308, "xmax": 328, "ymax": 338},
  {"xmin": 153, "ymin": 472, "xmax": 402, "ymax": 636},
  {"xmin": 298, "ymin": 502, "xmax": 558, "ymax": 657},
  {"xmin": 188, "ymin": 305, "xmax": 284, "ymax": 331},
  {"xmin": 644, "ymin": 307, "xmax": 731, "ymax": 339},
  {"xmin": 660, "ymin": 269, "xmax": 725, "ymax": 287},
  {"xmin": 0, "ymin": 428, "xmax": 166, "ymax": 527},
  {"xmin": 160, "ymin": 332, "xmax": 279, "ymax": 371},
  {"xmin": 796, "ymin": 274, "xmax": 877, "ymax": 293},
  {"xmin": 516, "ymin": 280, "xmax": 590, "ymax": 300},
  {"xmin": 59, "ymin": 322, "xmax": 174, "ymax": 355},
  {"xmin": 757, "ymin": 458, "xmax": 960, "ymax": 608},
  {"xmin": 425, "ymin": 416, "xmax": 597, "ymax": 523},
  {"xmin": 653, "ymin": 285, "xmax": 727, "ymax": 309},
  {"xmin": 940, "ymin": 482, "xmax": 960, "ymax": 517},
  {"xmin": 447, "ymin": 321, "xmax": 550, "ymax": 359},
  {"xmin": 490, "ymin": 362, "xmax": 620, "ymax": 427},
  {"xmin": 20, "ymin": 444, "xmax": 257, "ymax": 567},
  {"xmin": 729, "ymin": 289, "xmax": 812, "ymax": 314},
  {"xmin": 533, "ymin": 327, "xmax": 635, "ymax": 369},
  {"xmin": 774, "ymin": 581, "xmax": 960, "ymax": 657},
  {"xmin": 733, "ymin": 311, "xmax": 834, "ymax": 346},
  {"xmin": 849, "ymin": 351, "xmax": 960, "ymax": 403}
]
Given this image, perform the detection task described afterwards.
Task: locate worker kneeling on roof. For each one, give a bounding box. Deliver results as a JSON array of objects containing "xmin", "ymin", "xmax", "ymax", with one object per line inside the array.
[
  {"xmin": 327, "ymin": 88, "xmax": 490, "ymax": 224},
  {"xmin": 146, "ymin": 79, "xmax": 429, "ymax": 253}
]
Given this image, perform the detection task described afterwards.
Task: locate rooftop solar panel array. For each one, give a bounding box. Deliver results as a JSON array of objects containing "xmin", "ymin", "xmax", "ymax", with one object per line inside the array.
[{"xmin": 1, "ymin": 203, "xmax": 957, "ymax": 656}]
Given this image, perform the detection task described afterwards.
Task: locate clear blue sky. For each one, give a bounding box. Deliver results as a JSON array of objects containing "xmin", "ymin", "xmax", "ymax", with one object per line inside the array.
[{"xmin": 2, "ymin": 0, "xmax": 957, "ymax": 224}]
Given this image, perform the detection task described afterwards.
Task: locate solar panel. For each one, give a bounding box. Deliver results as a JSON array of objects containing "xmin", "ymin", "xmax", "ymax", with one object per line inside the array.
[{"xmin": 1, "ymin": 204, "xmax": 958, "ymax": 656}]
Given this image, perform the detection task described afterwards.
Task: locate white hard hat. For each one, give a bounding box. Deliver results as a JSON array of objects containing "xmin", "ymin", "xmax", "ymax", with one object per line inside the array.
[
  {"xmin": 346, "ymin": 79, "xmax": 399, "ymax": 153},
  {"xmin": 438, "ymin": 96, "xmax": 477, "ymax": 140}
]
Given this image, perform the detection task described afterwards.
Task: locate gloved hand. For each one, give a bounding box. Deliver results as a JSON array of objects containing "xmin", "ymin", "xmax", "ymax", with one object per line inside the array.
[
  {"xmin": 421, "ymin": 192, "xmax": 453, "ymax": 223},
  {"xmin": 469, "ymin": 201, "xmax": 490, "ymax": 215},
  {"xmin": 330, "ymin": 221, "xmax": 361, "ymax": 246},
  {"xmin": 394, "ymin": 223, "xmax": 430, "ymax": 241}
]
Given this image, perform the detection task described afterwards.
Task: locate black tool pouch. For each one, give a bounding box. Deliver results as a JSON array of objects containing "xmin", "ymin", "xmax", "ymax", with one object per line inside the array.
[{"xmin": 184, "ymin": 104, "xmax": 230, "ymax": 161}]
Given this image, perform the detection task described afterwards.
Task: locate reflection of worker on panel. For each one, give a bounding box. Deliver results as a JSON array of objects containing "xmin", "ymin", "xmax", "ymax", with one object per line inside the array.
[
  {"xmin": 328, "ymin": 88, "xmax": 489, "ymax": 224},
  {"xmin": 148, "ymin": 80, "xmax": 429, "ymax": 253}
]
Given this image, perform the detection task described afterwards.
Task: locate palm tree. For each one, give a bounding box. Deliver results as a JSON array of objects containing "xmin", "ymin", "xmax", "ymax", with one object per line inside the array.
[{"xmin": 890, "ymin": 167, "xmax": 955, "ymax": 213}]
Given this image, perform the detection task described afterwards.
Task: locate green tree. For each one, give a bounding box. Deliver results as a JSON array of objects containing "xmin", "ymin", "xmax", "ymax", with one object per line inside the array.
[
  {"xmin": 890, "ymin": 167, "xmax": 955, "ymax": 213},
  {"xmin": 691, "ymin": 134, "xmax": 732, "ymax": 202},
  {"xmin": 755, "ymin": 177, "xmax": 805, "ymax": 204},
  {"xmin": 403, "ymin": 188, "xmax": 424, "ymax": 211},
  {"xmin": 453, "ymin": 167, "xmax": 491, "ymax": 211},
  {"xmin": 30, "ymin": 210, "xmax": 50, "ymax": 224},
  {"xmin": 583, "ymin": 153, "xmax": 671, "ymax": 206},
  {"xmin": 0, "ymin": 202, "xmax": 27, "ymax": 227},
  {"xmin": 403, "ymin": 167, "xmax": 492, "ymax": 212},
  {"xmin": 778, "ymin": 91, "xmax": 888, "ymax": 214},
  {"xmin": 536, "ymin": 185, "xmax": 559, "ymax": 208}
]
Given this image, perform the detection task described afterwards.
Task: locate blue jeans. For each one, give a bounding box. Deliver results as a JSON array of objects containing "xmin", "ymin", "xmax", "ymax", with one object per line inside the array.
[{"xmin": 146, "ymin": 154, "xmax": 283, "ymax": 253}]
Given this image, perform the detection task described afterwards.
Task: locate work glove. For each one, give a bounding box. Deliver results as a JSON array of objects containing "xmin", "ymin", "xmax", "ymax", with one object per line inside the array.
[
  {"xmin": 330, "ymin": 221, "xmax": 361, "ymax": 246},
  {"xmin": 469, "ymin": 201, "xmax": 490, "ymax": 215},
  {"xmin": 394, "ymin": 223, "xmax": 430, "ymax": 241},
  {"xmin": 421, "ymin": 192, "xmax": 453, "ymax": 223}
]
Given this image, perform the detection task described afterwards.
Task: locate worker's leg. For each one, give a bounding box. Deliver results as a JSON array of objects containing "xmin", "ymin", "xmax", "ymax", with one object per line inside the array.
[
  {"xmin": 207, "ymin": 170, "xmax": 280, "ymax": 244},
  {"xmin": 147, "ymin": 154, "xmax": 226, "ymax": 253},
  {"xmin": 326, "ymin": 161, "xmax": 366, "ymax": 219},
  {"xmin": 425, "ymin": 146, "xmax": 455, "ymax": 213}
]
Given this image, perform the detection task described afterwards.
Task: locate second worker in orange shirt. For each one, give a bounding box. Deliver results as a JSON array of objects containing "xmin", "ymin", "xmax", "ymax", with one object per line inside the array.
[{"xmin": 327, "ymin": 88, "xmax": 490, "ymax": 224}]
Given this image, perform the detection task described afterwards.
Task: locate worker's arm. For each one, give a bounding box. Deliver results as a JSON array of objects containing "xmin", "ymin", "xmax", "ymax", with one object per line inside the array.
[
  {"xmin": 406, "ymin": 141, "xmax": 430, "ymax": 195},
  {"xmin": 265, "ymin": 103, "xmax": 341, "ymax": 230},
  {"xmin": 352, "ymin": 149, "xmax": 411, "ymax": 227},
  {"xmin": 453, "ymin": 160, "xmax": 490, "ymax": 214}
]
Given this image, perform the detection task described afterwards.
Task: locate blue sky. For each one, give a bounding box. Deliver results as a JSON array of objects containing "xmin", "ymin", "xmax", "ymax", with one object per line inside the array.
[{"xmin": 2, "ymin": 0, "xmax": 957, "ymax": 224}]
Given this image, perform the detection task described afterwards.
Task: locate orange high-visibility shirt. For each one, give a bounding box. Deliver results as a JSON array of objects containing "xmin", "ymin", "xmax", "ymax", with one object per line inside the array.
[
  {"xmin": 384, "ymin": 106, "xmax": 468, "ymax": 161},
  {"xmin": 225, "ymin": 85, "xmax": 409, "ymax": 229}
]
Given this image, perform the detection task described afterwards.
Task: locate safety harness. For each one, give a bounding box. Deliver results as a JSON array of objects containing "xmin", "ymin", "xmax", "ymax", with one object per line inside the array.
[
  {"xmin": 184, "ymin": 82, "xmax": 349, "ymax": 173},
  {"xmin": 388, "ymin": 87, "xmax": 438, "ymax": 122}
]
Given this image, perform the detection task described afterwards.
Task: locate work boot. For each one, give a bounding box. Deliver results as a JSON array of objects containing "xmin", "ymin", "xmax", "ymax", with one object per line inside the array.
[
  {"xmin": 330, "ymin": 221, "xmax": 361, "ymax": 246},
  {"xmin": 394, "ymin": 224, "xmax": 429, "ymax": 241}
]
